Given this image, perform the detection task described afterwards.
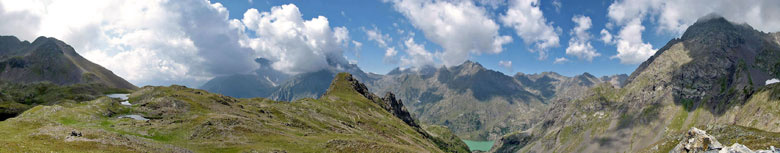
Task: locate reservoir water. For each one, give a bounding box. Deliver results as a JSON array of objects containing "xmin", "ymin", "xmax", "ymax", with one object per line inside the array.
[{"xmin": 462, "ymin": 140, "xmax": 494, "ymax": 152}]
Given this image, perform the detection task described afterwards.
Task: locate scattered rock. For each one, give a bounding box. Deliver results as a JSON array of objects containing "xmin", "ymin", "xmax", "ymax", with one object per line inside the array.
[
  {"xmin": 671, "ymin": 127, "xmax": 780, "ymax": 153},
  {"xmin": 70, "ymin": 130, "xmax": 82, "ymax": 137},
  {"xmin": 671, "ymin": 127, "xmax": 723, "ymax": 152}
]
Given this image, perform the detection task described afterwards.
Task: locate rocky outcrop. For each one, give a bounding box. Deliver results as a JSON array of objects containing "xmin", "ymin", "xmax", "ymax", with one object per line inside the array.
[
  {"xmin": 671, "ymin": 127, "xmax": 725, "ymax": 152},
  {"xmin": 600, "ymin": 74, "xmax": 628, "ymax": 88},
  {"xmin": 326, "ymin": 73, "xmax": 420, "ymax": 129},
  {"xmin": 325, "ymin": 72, "xmax": 469, "ymax": 152},
  {"xmin": 381, "ymin": 92, "xmax": 419, "ymax": 128},
  {"xmin": 671, "ymin": 127, "xmax": 780, "ymax": 153},
  {"xmin": 489, "ymin": 131, "xmax": 533, "ymax": 153}
]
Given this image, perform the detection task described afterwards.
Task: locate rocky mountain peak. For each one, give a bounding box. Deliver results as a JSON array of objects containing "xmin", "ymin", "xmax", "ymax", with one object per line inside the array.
[
  {"xmin": 325, "ymin": 72, "xmax": 422, "ymax": 130},
  {"xmin": 540, "ymin": 71, "xmax": 563, "ymax": 78},
  {"xmin": 577, "ymin": 72, "xmax": 596, "ymax": 80},
  {"xmin": 0, "ymin": 35, "xmax": 137, "ymax": 90},
  {"xmin": 451, "ymin": 60, "xmax": 486, "ymax": 76},
  {"xmin": 681, "ymin": 14, "xmax": 757, "ymax": 43},
  {"xmin": 325, "ymin": 73, "xmax": 372, "ymax": 98},
  {"xmin": 254, "ymin": 58, "xmax": 272, "ymax": 68},
  {"xmin": 0, "ymin": 36, "xmax": 29, "ymax": 55},
  {"xmin": 387, "ymin": 67, "xmax": 403, "ymax": 75},
  {"xmin": 463, "ymin": 60, "xmax": 484, "ymax": 69},
  {"xmin": 29, "ymin": 36, "xmax": 71, "ymax": 55}
]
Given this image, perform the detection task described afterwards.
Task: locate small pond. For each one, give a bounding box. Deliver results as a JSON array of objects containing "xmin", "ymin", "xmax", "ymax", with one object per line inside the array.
[
  {"xmin": 118, "ymin": 115, "xmax": 149, "ymax": 121},
  {"xmin": 106, "ymin": 94, "xmax": 131, "ymax": 106}
]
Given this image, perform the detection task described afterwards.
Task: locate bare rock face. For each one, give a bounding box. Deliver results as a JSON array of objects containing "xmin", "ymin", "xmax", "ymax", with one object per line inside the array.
[
  {"xmin": 671, "ymin": 127, "xmax": 780, "ymax": 153},
  {"xmin": 671, "ymin": 127, "xmax": 724, "ymax": 153},
  {"xmin": 488, "ymin": 131, "xmax": 533, "ymax": 153},
  {"xmin": 381, "ymin": 92, "xmax": 420, "ymax": 129}
]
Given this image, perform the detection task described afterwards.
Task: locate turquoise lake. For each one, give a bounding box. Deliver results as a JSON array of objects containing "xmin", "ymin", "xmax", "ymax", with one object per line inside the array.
[{"xmin": 462, "ymin": 140, "xmax": 494, "ymax": 152}]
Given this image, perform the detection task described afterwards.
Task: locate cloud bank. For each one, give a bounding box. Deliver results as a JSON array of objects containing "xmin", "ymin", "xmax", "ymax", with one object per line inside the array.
[
  {"xmin": 240, "ymin": 4, "xmax": 350, "ymax": 75},
  {"xmin": 500, "ymin": 0, "xmax": 560, "ymax": 59},
  {"xmin": 0, "ymin": 0, "xmax": 257, "ymax": 86},
  {"xmin": 389, "ymin": 0, "xmax": 512, "ymax": 67},
  {"xmin": 565, "ymin": 15, "xmax": 600, "ymax": 61},
  {"xmin": 0, "ymin": 1, "xmax": 353, "ymax": 86}
]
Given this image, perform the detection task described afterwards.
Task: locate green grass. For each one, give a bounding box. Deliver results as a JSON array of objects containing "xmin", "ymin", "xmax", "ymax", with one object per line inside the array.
[
  {"xmin": 668, "ymin": 107, "xmax": 689, "ymax": 131},
  {"xmin": 462, "ymin": 140, "xmax": 494, "ymax": 151},
  {"xmin": 0, "ymin": 73, "xmax": 459, "ymax": 152}
]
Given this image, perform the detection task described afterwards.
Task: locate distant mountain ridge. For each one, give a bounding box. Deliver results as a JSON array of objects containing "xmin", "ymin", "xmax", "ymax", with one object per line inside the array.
[
  {"xmin": 370, "ymin": 61, "xmax": 627, "ymax": 140},
  {"xmin": 202, "ymin": 57, "xmax": 628, "ymax": 140},
  {"xmin": 201, "ymin": 58, "xmax": 379, "ymax": 101},
  {"xmin": 0, "ymin": 36, "xmax": 136, "ymax": 90},
  {"xmin": 200, "ymin": 58, "xmax": 289, "ymax": 98}
]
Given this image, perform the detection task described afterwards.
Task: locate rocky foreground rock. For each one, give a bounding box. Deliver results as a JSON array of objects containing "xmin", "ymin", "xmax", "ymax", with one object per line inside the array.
[{"xmin": 671, "ymin": 127, "xmax": 780, "ymax": 153}]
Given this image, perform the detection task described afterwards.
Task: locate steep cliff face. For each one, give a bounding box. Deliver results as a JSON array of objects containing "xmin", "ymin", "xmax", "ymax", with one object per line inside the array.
[
  {"xmin": 491, "ymin": 15, "xmax": 780, "ymax": 153},
  {"xmin": 0, "ymin": 36, "xmax": 136, "ymax": 90}
]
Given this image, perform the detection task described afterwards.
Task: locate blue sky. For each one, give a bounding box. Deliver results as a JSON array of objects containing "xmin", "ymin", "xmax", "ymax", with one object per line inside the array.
[
  {"xmin": 3, "ymin": 0, "xmax": 777, "ymax": 86},
  {"xmin": 213, "ymin": 0, "xmax": 675, "ymax": 77}
]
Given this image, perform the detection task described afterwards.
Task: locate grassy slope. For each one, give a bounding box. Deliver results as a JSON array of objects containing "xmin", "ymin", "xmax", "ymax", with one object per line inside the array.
[
  {"xmin": 0, "ymin": 74, "xmax": 455, "ymax": 152},
  {"xmin": 0, "ymin": 81, "xmax": 130, "ymax": 120}
]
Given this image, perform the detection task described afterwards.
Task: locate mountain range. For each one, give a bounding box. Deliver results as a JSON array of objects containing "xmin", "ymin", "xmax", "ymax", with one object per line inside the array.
[
  {"xmin": 1, "ymin": 14, "xmax": 779, "ymax": 153},
  {"xmin": 202, "ymin": 58, "xmax": 629, "ymax": 140},
  {"xmin": 198, "ymin": 15, "xmax": 780, "ymax": 152}
]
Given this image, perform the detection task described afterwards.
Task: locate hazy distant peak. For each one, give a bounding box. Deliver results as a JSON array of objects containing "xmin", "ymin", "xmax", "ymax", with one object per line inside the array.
[
  {"xmin": 578, "ymin": 72, "xmax": 596, "ymax": 78},
  {"xmin": 459, "ymin": 60, "xmax": 482, "ymax": 68}
]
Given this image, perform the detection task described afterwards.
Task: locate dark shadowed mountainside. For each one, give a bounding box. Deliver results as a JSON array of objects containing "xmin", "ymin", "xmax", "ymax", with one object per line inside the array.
[{"xmin": 0, "ymin": 36, "xmax": 136, "ymax": 90}]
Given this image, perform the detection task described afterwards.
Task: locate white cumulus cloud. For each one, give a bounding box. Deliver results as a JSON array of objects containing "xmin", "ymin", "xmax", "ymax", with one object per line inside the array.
[
  {"xmin": 0, "ymin": 0, "xmax": 258, "ymax": 87},
  {"xmin": 240, "ymin": 4, "xmax": 350, "ymax": 75},
  {"xmin": 565, "ymin": 15, "xmax": 600, "ymax": 61},
  {"xmin": 399, "ymin": 38, "xmax": 435, "ymax": 69},
  {"xmin": 599, "ymin": 29, "xmax": 614, "ymax": 44},
  {"xmin": 553, "ymin": 57, "xmax": 568, "ymax": 64},
  {"xmin": 498, "ymin": 60, "xmax": 512, "ymax": 72},
  {"xmin": 388, "ymin": 0, "xmax": 512, "ymax": 66},
  {"xmin": 500, "ymin": 0, "xmax": 560, "ymax": 59},
  {"xmin": 611, "ymin": 19, "xmax": 656, "ymax": 64},
  {"xmin": 364, "ymin": 26, "xmax": 392, "ymax": 48},
  {"xmin": 384, "ymin": 47, "xmax": 399, "ymax": 64}
]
